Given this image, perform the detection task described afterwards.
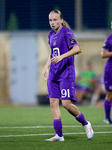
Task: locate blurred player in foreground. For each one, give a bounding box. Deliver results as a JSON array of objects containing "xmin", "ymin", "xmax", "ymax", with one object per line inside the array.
[
  {"xmin": 101, "ymin": 21, "xmax": 112, "ymax": 124},
  {"xmin": 43, "ymin": 10, "xmax": 94, "ymax": 141}
]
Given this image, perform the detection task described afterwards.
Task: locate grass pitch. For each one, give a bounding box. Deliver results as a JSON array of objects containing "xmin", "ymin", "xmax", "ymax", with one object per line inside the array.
[{"xmin": 0, "ymin": 105, "xmax": 112, "ymax": 150}]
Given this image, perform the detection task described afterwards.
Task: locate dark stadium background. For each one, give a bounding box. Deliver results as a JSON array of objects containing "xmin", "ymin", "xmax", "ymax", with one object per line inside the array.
[{"xmin": 1, "ymin": 0, "xmax": 109, "ymax": 30}]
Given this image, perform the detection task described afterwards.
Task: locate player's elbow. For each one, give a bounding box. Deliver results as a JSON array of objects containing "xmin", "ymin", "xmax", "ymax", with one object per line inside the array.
[
  {"xmin": 72, "ymin": 45, "xmax": 81, "ymax": 55},
  {"xmin": 76, "ymin": 47, "xmax": 82, "ymax": 54},
  {"xmin": 101, "ymin": 53, "xmax": 107, "ymax": 58},
  {"xmin": 101, "ymin": 54, "xmax": 105, "ymax": 58},
  {"xmin": 101, "ymin": 52, "xmax": 106, "ymax": 58}
]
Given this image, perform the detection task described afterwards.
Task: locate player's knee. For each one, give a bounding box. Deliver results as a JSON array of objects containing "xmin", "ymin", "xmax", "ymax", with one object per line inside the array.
[
  {"xmin": 50, "ymin": 98, "xmax": 59, "ymax": 108},
  {"xmin": 62, "ymin": 100, "xmax": 69, "ymax": 109},
  {"xmin": 62, "ymin": 103, "xmax": 67, "ymax": 109},
  {"xmin": 106, "ymin": 92, "xmax": 112, "ymax": 101}
]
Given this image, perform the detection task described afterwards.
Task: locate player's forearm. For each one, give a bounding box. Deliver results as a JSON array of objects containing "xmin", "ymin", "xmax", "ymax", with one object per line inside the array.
[
  {"xmin": 44, "ymin": 55, "xmax": 51, "ymax": 69},
  {"xmin": 61, "ymin": 45, "xmax": 81, "ymax": 59}
]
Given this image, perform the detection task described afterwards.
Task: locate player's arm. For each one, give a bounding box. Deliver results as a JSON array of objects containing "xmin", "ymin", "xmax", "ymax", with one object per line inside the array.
[
  {"xmin": 51, "ymin": 45, "xmax": 81, "ymax": 63},
  {"xmin": 101, "ymin": 49, "xmax": 112, "ymax": 58},
  {"xmin": 43, "ymin": 54, "xmax": 51, "ymax": 81},
  {"xmin": 62, "ymin": 45, "xmax": 81, "ymax": 58}
]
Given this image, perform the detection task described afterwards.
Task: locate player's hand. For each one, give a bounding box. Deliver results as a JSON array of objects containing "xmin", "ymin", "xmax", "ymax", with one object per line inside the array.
[
  {"xmin": 43, "ymin": 68, "xmax": 48, "ymax": 81},
  {"xmin": 51, "ymin": 56, "xmax": 63, "ymax": 63}
]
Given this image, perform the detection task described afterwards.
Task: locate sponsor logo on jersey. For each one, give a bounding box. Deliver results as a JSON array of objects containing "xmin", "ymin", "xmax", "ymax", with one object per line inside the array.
[{"xmin": 70, "ymin": 38, "xmax": 76, "ymax": 43}]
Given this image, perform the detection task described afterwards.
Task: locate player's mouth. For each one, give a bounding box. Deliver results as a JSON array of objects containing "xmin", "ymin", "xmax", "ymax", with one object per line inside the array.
[{"xmin": 51, "ymin": 25, "xmax": 55, "ymax": 28}]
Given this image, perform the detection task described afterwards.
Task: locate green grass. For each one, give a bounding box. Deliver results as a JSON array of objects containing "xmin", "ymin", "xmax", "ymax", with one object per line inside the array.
[{"xmin": 0, "ymin": 105, "xmax": 112, "ymax": 150}]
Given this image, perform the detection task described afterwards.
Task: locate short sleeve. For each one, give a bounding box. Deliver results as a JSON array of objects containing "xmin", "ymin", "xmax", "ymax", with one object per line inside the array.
[{"xmin": 64, "ymin": 28, "xmax": 78, "ymax": 49}]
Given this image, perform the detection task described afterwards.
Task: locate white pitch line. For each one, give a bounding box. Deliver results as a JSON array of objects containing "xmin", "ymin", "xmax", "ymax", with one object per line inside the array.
[
  {"xmin": 0, "ymin": 126, "xmax": 53, "ymax": 129},
  {"xmin": 0, "ymin": 131, "xmax": 112, "ymax": 138},
  {"xmin": 0, "ymin": 125, "xmax": 112, "ymax": 129}
]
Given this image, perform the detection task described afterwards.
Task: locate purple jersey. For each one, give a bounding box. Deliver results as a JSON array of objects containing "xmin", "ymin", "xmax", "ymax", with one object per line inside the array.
[
  {"xmin": 48, "ymin": 26, "xmax": 78, "ymax": 81},
  {"xmin": 103, "ymin": 34, "xmax": 112, "ymax": 91},
  {"xmin": 103, "ymin": 34, "xmax": 112, "ymax": 71}
]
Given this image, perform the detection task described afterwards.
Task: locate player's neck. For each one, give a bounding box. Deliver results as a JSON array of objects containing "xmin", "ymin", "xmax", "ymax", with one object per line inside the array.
[{"xmin": 54, "ymin": 26, "xmax": 62, "ymax": 33}]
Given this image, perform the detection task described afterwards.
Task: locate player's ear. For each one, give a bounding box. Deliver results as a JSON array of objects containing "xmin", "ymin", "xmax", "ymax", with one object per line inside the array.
[{"xmin": 61, "ymin": 18, "xmax": 63, "ymax": 24}]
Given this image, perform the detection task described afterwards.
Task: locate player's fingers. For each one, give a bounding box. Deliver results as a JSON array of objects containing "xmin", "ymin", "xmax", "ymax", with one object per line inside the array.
[
  {"xmin": 43, "ymin": 73, "xmax": 47, "ymax": 81},
  {"xmin": 43, "ymin": 76, "xmax": 47, "ymax": 81}
]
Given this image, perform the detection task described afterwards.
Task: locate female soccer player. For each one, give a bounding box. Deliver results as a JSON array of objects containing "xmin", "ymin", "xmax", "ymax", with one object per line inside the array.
[
  {"xmin": 101, "ymin": 21, "xmax": 112, "ymax": 124},
  {"xmin": 43, "ymin": 10, "xmax": 94, "ymax": 141}
]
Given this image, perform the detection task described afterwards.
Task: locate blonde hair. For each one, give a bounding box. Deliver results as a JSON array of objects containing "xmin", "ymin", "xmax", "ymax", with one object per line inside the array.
[{"xmin": 49, "ymin": 10, "xmax": 71, "ymax": 29}]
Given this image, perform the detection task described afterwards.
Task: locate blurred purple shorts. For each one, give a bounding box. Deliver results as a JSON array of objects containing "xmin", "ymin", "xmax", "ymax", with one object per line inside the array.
[
  {"xmin": 104, "ymin": 71, "xmax": 112, "ymax": 92},
  {"xmin": 75, "ymin": 85, "xmax": 90, "ymax": 92}
]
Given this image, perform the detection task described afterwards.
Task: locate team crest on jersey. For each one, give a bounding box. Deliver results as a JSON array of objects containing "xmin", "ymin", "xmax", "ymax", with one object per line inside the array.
[
  {"xmin": 53, "ymin": 41, "xmax": 56, "ymax": 46},
  {"xmin": 70, "ymin": 38, "xmax": 76, "ymax": 43}
]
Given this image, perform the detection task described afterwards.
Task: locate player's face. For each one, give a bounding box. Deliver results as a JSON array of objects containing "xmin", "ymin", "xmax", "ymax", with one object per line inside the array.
[{"xmin": 49, "ymin": 12, "xmax": 63, "ymax": 33}]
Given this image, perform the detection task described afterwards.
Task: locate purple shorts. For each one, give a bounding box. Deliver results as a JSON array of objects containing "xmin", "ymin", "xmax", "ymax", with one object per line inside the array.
[
  {"xmin": 104, "ymin": 71, "xmax": 112, "ymax": 92},
  {"xmin": 75, "ymin": 85, "xmax": 90, "ymax": 92},
  {"xmin": 47, "ymin": 79, "xmax": 76, "ymax": 101}
]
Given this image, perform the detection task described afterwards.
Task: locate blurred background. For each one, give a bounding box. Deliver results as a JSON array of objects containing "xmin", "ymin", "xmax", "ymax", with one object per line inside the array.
[{"xmin": 0, "ymin": 0, "xmax": 111, "ymax": 106}]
